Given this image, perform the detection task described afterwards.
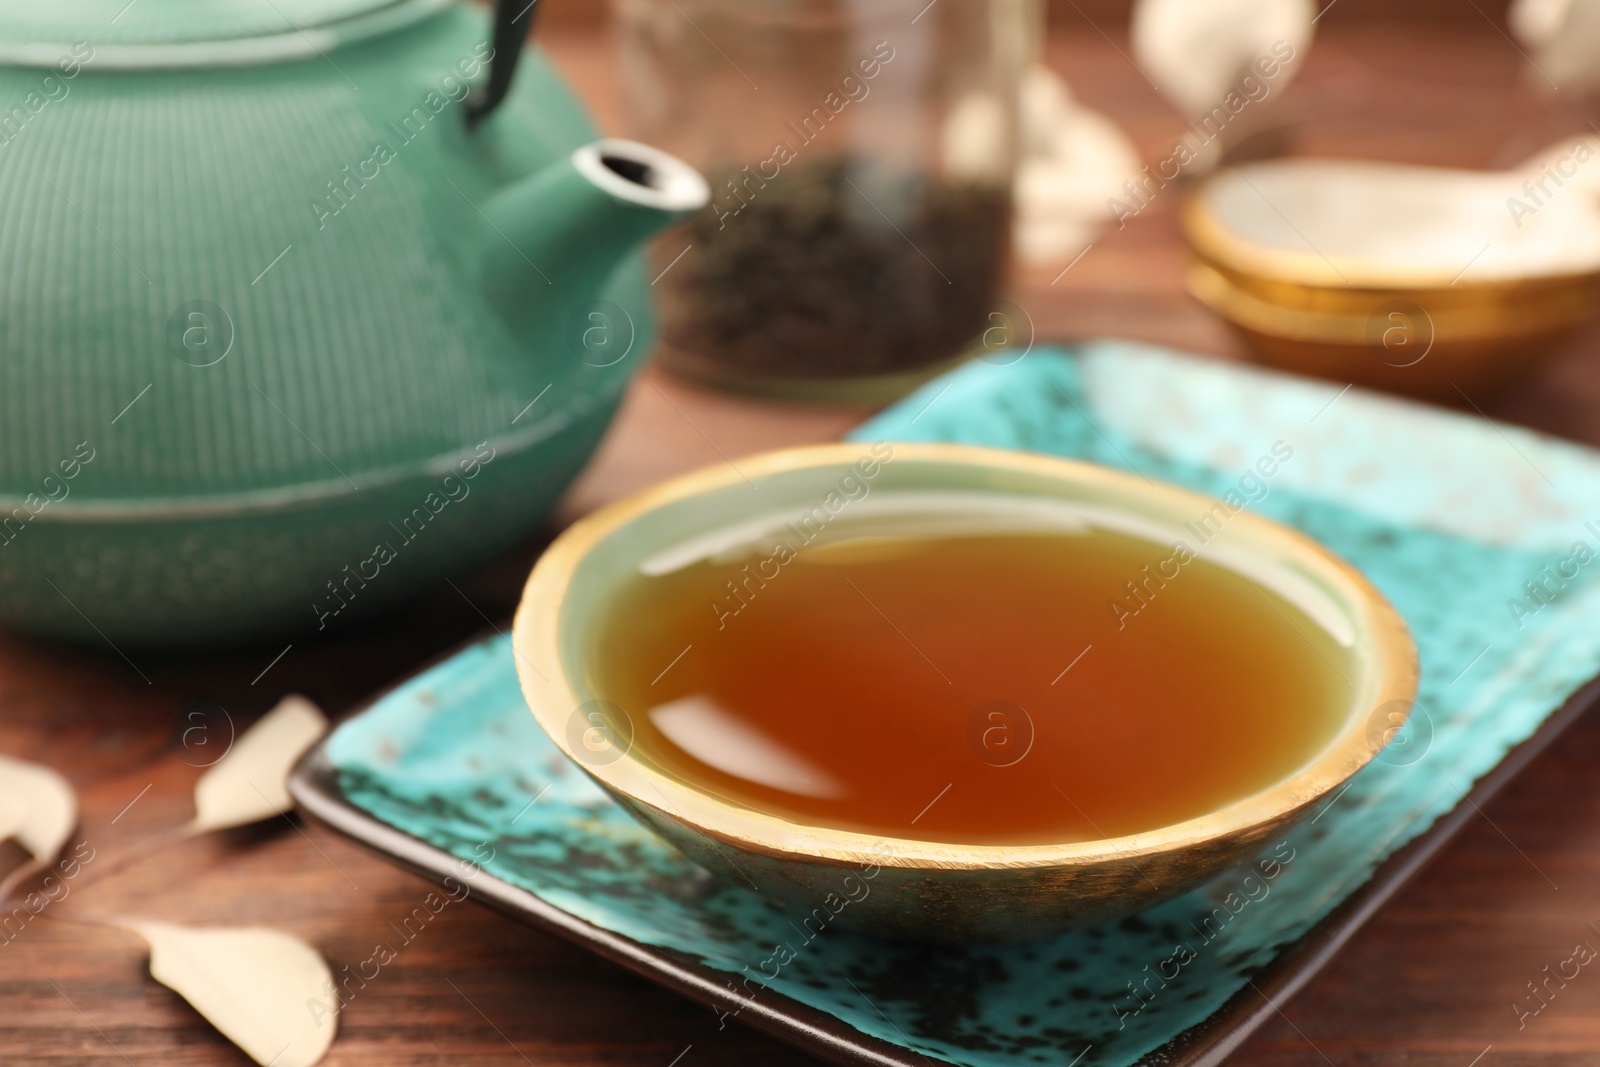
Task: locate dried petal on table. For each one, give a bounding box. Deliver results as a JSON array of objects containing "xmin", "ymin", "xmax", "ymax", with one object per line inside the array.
[
  {"xmin": 0, "ymin": 753, "xmax": 77, "ymax": 866},
  {"xmin": 124, "ymin": 919, "xmax": 337, "ymax": 1067},
  {"xmin": 192, "ymin": 695, "xmax": 328, "ymax": 833}
]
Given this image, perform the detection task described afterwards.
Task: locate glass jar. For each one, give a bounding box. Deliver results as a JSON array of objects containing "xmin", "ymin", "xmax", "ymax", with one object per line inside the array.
[{"xmin": 615, "ymin": 0, "xmax": 1033, "ymax": 399}]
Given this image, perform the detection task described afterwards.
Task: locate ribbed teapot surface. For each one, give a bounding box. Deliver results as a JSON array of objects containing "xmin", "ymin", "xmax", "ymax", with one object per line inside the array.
[{"xmin": 0, "ymin": 6, "xmax": 639, "ymax": 506}]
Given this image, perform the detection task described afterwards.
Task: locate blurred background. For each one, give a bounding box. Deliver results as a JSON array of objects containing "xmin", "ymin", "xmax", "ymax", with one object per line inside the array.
[{"xmin": 544, "ymin": 0, "xmax": 1600, "ymax": 514}]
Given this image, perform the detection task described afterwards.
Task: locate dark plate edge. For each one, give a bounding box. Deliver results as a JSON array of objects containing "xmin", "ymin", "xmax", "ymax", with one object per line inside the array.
[
  {"xmin": 289, "ymin": 742, "xmax": 947, "ymax": 1067},
  {"xmin": 288, "ymin": 648, "xmax": 1600, "ymax": 1067}
]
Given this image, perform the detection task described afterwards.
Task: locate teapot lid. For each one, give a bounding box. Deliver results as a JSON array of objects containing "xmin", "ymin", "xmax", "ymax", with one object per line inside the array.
[{"xmin": 0, "ymin": 0, "xmax": 451, "ymax": 68}]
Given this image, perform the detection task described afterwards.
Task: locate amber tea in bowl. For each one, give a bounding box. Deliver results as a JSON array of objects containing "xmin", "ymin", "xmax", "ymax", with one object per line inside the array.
[
  {"xmin": 600, "ymin": 506, "xmax": 1349, "ymax": 847},
  {"xmin": 512, "ymin": 444, "xmax": 1417, "ymax": 943}
]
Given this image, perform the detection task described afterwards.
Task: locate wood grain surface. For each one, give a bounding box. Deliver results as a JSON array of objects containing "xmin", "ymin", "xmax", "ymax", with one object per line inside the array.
[{"xmin": 5, "ymin": 13, "xmax": 1600, "ymax": 1066}]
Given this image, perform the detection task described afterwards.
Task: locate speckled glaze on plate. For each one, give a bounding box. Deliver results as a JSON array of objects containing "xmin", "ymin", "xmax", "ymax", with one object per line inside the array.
[{"xmin": 291, "ymin": 340, "xmax": 1600, "ymax": 1067}]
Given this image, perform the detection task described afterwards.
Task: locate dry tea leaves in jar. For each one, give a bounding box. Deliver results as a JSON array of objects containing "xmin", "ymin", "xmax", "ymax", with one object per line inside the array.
[{"xmin": 661, "ymin": 158, "xmax": 1011, "ymax": 380}]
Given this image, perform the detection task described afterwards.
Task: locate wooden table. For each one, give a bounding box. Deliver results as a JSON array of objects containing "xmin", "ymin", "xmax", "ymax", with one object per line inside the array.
[{"xmin": 7, "ymin": 15, "xmax": 1600, "ymax": 1066}]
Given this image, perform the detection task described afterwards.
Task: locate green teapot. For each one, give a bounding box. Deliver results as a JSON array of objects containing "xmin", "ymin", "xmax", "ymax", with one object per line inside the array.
[{"xmin": 0, "ymin": 0, "xmax": 708, "ymax": 647}]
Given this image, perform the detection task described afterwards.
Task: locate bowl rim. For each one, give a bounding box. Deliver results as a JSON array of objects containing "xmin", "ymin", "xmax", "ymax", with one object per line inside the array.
[
  {"xmin": 1182, "ymin": 167, "xmax": 1600, "ymax": 291},
  {"xmin": 1183, "ymin": 260, "xmax": 1599, "ymax": 347},
  {"xmin": 511, "ymin": 441, "xmax": 1420, "ymax": 872}
]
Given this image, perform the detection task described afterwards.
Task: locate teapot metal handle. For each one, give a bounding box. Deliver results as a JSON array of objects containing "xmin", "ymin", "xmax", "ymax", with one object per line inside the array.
[{"xmin": 465, "ymin": 0, "xmax": 541, "ymax": 130}]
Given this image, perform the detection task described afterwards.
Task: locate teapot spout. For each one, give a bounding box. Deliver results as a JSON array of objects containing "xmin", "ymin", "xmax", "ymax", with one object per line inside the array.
[{"xmin": 480, "ymin": 139, "xmax": 709, "ymax": 347}]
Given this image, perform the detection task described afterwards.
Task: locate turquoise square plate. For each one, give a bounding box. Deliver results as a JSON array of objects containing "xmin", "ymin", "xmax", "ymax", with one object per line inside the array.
[{"xmin": 290, "ymin": 340, "xmax": 1600, "ymax": 1067}]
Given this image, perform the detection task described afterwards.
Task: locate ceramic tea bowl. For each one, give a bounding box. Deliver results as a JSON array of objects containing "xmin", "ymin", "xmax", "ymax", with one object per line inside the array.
[{"xmin": 510, "ymin": 443, "xmax": 1418, "ymax": 943}]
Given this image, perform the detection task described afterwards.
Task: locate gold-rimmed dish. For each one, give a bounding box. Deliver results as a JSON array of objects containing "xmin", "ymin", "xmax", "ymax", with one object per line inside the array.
[
  {"xmin": 1183, "ymin": 159, "xmax": 1600, "ymax": 398},
  {"xmin": 510, "ymin": 442, "xmax": 1418, "ymax": 943}
]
